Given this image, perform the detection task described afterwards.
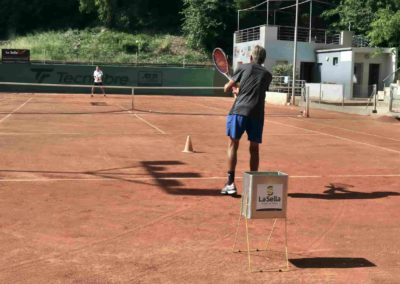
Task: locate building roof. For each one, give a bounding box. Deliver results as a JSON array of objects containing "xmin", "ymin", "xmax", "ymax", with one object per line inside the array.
[{"xmin": 316, "ymin": 47, "xmax": 395, "ymax": 54}]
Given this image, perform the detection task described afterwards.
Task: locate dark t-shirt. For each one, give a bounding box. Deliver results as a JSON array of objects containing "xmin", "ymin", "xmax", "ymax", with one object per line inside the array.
[{"xmin": 229, "ymin": 63, "xmax": 272, "ymax": 119}]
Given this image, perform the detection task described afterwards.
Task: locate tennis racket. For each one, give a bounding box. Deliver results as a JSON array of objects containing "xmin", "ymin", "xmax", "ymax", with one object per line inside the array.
[{"xmin": 212, "ymin": 48, "xmax": 231, "ymax": 80}]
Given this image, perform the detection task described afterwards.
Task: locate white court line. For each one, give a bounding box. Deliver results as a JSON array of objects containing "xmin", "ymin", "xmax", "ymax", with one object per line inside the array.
[
  {"xmin": 269, "ymin": 120, "xmax": 400, "ymax": 155},
  {"xmin": 288, "ymin": 117, "xmax": 400, "ymax": 143},
  {"xmin": 1, "ymin": 174, "xmax": 400, "ymax": 182},
  {"xmin": 117, "ymin": 104, "xmax": 166, "ymax": 134},
  {"xmin": 0, "ymin": 132, "xmax": 81, "ymax": 136},
  {"xmin": 267, "ymin": 133, "xmax": 321, "ymax": 136},
  {"xmin": 0, "ymin": 97, "xmax": 33, "ymax": 124}
]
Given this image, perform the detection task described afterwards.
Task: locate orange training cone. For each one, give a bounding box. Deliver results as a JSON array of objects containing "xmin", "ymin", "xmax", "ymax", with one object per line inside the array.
[{"xmin": 182, "ymin": 135, "xmax": 194, "ymax": 153}]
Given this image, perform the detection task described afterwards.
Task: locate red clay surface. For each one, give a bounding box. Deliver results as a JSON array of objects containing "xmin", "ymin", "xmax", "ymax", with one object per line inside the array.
[{"xmin": 0, "ymin": 92, "xmax": 399, "ymax": 283}]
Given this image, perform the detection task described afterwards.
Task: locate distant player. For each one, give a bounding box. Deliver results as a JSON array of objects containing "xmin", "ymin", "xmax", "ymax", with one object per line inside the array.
[
  {"xmin": 91, "ymin": 66, "xmax": 106, "ymax": 97},
  {"xmin": 221, "ymin": 45, "xmax": 272, "ymax": 196}
]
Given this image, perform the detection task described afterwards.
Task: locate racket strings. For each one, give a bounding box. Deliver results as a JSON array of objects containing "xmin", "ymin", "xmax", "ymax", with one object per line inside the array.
[{"xmin": 213, "ymin": 49, "xmax": 229, "ymax": 74}]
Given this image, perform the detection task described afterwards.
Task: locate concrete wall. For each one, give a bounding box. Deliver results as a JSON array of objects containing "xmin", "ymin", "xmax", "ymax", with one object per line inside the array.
[
  {"xmin": 0, "ymin": 63, "xmax": 225, "ymax": 96},
  {"xmin": 233, "ymin": 25, "xmax": 343, "ymax": 73},
  {"xmin": 316, "ymin": 50, "xmax": 353, "ymax": 99},
  {"xmin": 265, "ymin": 41, "xmax": 317, "ymax": 73},
  {"xmin": 265, "ymin": 91, "xmax": 288, "ymax": 105},
  {"xmin": 306, "ymin": 83, "xmax": 344, "ymax": 102},
  {"xmin": 233, "ymin": 26, "xmax": 265, "ymax": 71},
  {"xmin": 354, "ymin": 51, "xmax": 393, "ymax": 96}
]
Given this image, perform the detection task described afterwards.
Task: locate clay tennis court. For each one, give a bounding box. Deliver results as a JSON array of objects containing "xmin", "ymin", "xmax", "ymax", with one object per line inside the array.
[{"xmin": 0, "ymin": 92, "xmax": 399, "ymax": 283}]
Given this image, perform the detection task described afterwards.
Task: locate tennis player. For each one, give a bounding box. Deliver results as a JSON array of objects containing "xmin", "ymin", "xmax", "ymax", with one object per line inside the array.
[
  {"xmin": 221, "ymin": 45, "xmax": 272, "ymax": 196},
  {"xmin": 91, "ymin": 66, "xmax": 106, "ymax": 97}
]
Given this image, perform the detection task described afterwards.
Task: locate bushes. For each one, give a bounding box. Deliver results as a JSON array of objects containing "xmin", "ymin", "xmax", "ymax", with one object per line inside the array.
[{"xmin": 0, "ymin": 28, "xmax": 210, "ymax": 64}]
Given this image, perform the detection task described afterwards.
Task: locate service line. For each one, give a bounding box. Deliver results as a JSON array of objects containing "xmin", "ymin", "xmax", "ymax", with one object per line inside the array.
[
  {"xmin": 1, "ymin": 174, "xmax": 399, "ymax": 182},
  {"xmin": 0, "ymin": 97, "xmax": 33, "ymax": 124},
  {"xmin": 269, "ymin": 119, "xmax": 400, "ymax": 155},
  {"xmin": 117, "ymin": 104, "xmax": 166, "ymax": 135}
]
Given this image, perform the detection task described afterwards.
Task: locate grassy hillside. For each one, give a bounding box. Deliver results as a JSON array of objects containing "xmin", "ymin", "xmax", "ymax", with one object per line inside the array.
[{"xmin": 0, "ymin": 28, "xmax": 211, "ymax": 66}]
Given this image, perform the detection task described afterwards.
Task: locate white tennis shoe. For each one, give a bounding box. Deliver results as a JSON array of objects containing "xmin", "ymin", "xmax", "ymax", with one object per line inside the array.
[{"xmin": 221, "ymin": 183, "xmax": 237, "ymax": 195}]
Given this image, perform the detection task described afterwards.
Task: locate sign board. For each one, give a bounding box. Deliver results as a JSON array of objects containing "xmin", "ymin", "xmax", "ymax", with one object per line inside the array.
[
  {"xmin": 1, "ymin": 49, "xmax": 30, "ymax": 63},
  {"xmin": 138, "ymin": 71, "xmax": 162, "ymax": 86},
  {"xmin": 241, "ymin": 171, "xmax": 288, "ymax": 219}
]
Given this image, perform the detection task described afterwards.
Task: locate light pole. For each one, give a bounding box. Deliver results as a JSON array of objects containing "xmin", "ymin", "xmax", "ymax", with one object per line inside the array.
[
  {"xmin": 136, "ymin": 40, "xmax": 142, "ymax": 65},
  {"xmin": 291, "ymin": 0, "xmax": 299, "ymax": 105}
]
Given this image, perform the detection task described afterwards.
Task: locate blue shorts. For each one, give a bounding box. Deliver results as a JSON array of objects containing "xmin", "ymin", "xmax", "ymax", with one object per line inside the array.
[{"xmin": 226, "ymin": 114, "xmax": 264, "ymax": 143}]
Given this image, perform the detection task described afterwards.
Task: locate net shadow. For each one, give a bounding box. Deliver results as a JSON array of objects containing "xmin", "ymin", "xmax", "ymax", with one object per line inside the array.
[
  {"xmin": 289, "ymin": 183, "xmax": 400, "ymax": 200},
  {"xmin": 289, "ymin": 257, "xmax": 376, "ymax": 269}
]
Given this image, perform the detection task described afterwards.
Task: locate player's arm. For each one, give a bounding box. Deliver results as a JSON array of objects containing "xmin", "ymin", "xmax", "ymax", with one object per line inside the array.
[
  {"xmin": 225, "ymin": 65, "xmax": 243, "ymax": 97},
  {"xmin": 224, "ymin": 80, "xmax": 236, "ymax": 93},
  {"xmin": 224, "ymin": 80, "xmax": 239, "ymax": 98}
]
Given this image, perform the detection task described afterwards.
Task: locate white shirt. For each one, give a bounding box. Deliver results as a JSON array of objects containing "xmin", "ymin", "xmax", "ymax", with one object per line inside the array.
[{"xmin": 93, "ymin": 70, "xmax": 103, "ymax": 83}]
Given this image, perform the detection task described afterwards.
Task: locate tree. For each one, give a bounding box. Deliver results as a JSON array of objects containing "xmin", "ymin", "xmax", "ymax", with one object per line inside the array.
[
  {"xmin": 0, "ymin": 0, "xmax": 93, "ymax": 38},
  {"xmin": 368, "ymin": 8, "xmax": 400, "ymax": 48},
  {"xmin": 181, "ymin": 0, "xmax": 236, "ymax": 51},
  {"xmin": 322, "ymin": 0, "xmax": 400, "ymax": 35},
  {"xmin": 78, "ymin": 0, "xmax": 183, "ymax": 32}
]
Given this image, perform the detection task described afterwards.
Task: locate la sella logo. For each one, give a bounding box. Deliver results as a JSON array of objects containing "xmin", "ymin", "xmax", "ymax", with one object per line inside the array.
[{"xmin": 259, "ymin": 185, "xmax": 281, "ymax": 203}]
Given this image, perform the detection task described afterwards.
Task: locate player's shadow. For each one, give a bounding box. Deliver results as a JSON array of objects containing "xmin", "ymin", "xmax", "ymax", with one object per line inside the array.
[
  {"xmin": 289, "ymin": 257, "xmax": 376, "ymax": 268},
  {"xmin": 141, "ymin": 160, "xmax": 226, "ymax": 196},
  {"xmin": 0, "ymin": 161, "xmax": 234, "ymax": 197},
  {"xmin": 288, "ymin": 183, "xmax": 400, "ymax": 200}
]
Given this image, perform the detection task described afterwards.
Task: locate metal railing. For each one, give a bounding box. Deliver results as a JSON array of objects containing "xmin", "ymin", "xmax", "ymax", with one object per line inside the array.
[
  {"xmin": 235, "ymin": 26, "xmax": 261, "ymax": 43},
  {"xmin": 27, "ymin": 59, "xmax": 212, "ymax": 69},
  {"xmin": 389, "ymin": 84, "xmax": 400, "ymax": 113},
  {"xmin": 277, "ymin": 26, "xmax": 340, "ymax": 44},
  {"xmin": 269, "ymin": 76, "xmax": 306, "ymax": 104},
  {"xmin": 352, "ymin": 35, "xmax": 369, "ymax": 48},
  {"xmin": 1, "ymin": 48, "xmax": 212, "ymax": 68}
]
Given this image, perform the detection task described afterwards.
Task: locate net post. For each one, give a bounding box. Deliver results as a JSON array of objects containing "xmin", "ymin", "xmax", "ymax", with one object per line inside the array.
[
  {"xmin": 372, "ymin": 84, "xmax": 377, "ymax": 114},
  {"xmin": 305, "ymin": 86, "xmax": 310, "ymax": 118},
  {"xmin": 131, "ymin": 88, "xmax": 135, "ymax": 110}
]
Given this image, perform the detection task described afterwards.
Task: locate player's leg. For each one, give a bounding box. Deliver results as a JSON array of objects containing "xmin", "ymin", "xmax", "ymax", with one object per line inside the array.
[
  {"xmin": 249, "ymin": 142, "xmax": 259, "ymax": 171},
  {"xmin": 246, "ymin": 117, "xmax": 264, "ymax": 171},
  {"xmin": 91, "ymin": 85, "xmax": 95, "ymax": 97},
  {"xmin": 100, "ymin": 84, "xmax": 106, "ymax": 96},
  {"xmin": 222, "ymin": 137, "xmax": 240, "ymax": 195},
  {"xmin": 222, "ymin": 114, "xmax": 246, "ymax": 195},
  {"xmin": 228, "ymin": 137, "xmax": 240, "ymax": 176}
]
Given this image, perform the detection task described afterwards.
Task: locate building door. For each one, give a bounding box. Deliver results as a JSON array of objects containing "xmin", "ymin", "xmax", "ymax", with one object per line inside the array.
[
  {"xmin": 300, "ymin": 62, "xmax": 315, "ymax": 82},
  {"xmin": 368, "ymin": 64, "xmax": 380, "ymax": 96}
]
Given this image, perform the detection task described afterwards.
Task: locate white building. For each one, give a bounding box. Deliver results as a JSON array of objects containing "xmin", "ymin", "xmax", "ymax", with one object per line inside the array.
[{"xmin": 233, "ymin": 25, "xmax": 397, "ymax": 101}]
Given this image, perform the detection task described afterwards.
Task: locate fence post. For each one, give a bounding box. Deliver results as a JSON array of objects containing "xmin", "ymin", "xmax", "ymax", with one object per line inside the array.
[
  {"xmin": 342, "ymin": 86, "xmax": 345, "ymax": 108},
  {"xmin": 305, "ymin": 86, "xmax": 310, "ymax": 118},
  {"xmin": 372, "ymin": 84, "xmax": 377, "ymax": 113},
  {"xmin": 131, "ymin": 88, "xmax": 135, "ymax": 110},
  {"xmin": 319, "ymin": 83, "xmax": 322, "ymax": 104},
  {"xmin": 389, "ymin": 86, "xmax": 394, "ymax": 112}
]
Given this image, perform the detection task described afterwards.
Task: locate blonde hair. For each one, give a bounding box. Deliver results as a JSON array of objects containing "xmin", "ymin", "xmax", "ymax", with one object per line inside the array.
[{"xmin": 251, "ymin": 45, "xmax": 266, "ymax": 64}]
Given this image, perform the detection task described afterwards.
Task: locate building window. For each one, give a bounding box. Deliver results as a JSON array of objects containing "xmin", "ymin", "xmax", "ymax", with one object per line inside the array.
[{"xmin": 333, "ymin": 57, "xmax": 339, "ymax": 66}]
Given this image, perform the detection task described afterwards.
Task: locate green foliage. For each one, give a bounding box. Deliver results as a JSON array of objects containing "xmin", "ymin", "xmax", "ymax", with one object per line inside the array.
[
  {"xmin": 181, "ymin": 0, "xmax": 236, "ymax": 51},
  {"xmin": 368, "ymin": 8, "xmax": 400, "ymax": 48},
  {"xmin": 323, "ymin": 0, "xmax": 400, "ymax": 48},
  {"xmin": 0, "ymin": 0, "xmax": 93, "ymax": 38},
  {"xmin": 272, "ymin": 64, "xmax": 293, "ymax": 77},
  {"xmin": 323, "ymin": 0, "xmax": 400, "ymax": 35},
  {"xmin": 78, "ymin": 0, "xmax": 183, "ymax": 32},
  {"xmin": 0, "ymin": 29, "xmax": 209, "ymax": 65}
]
